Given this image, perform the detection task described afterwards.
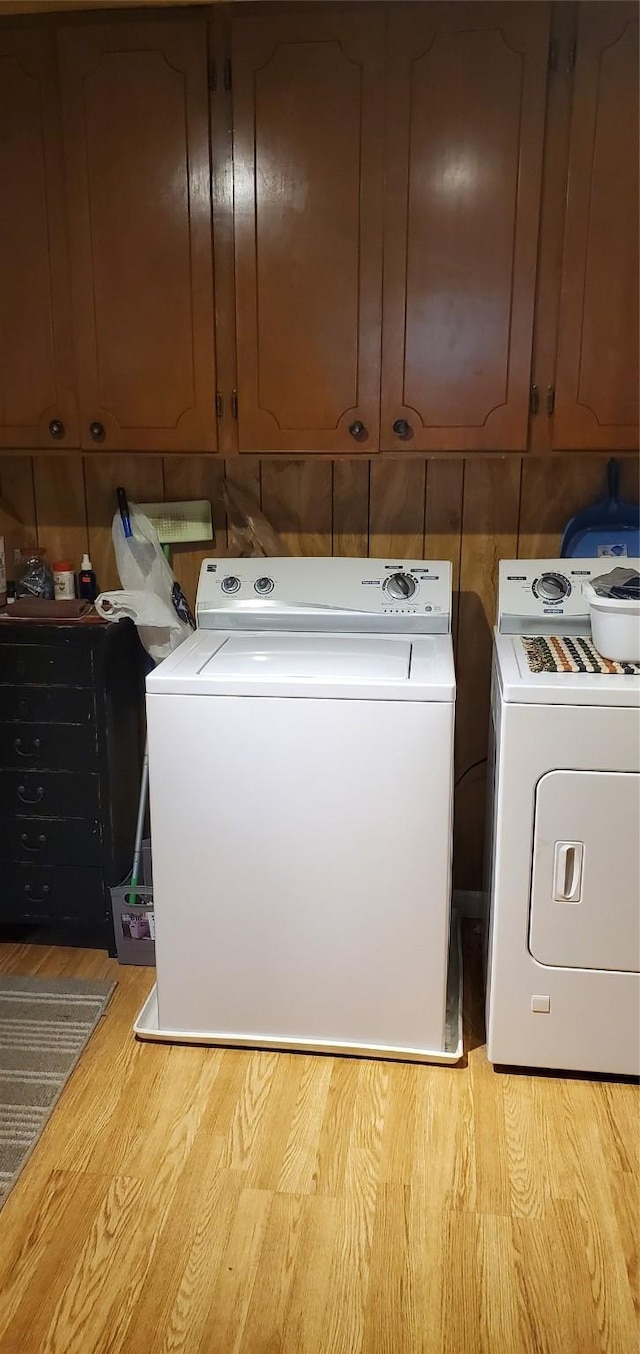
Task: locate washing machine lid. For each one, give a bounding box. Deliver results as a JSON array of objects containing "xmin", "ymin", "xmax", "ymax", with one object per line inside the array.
[
  {"xmin": 495, "ymin": 631, "xmax": 640, "ymax": 707},
  {"xmin": 201, "ymin": 634, "xmax": 411, "ymax": 681},
  {"xmin": 147, "ymin": 629, "xmax": 455, "ymax": 700}
]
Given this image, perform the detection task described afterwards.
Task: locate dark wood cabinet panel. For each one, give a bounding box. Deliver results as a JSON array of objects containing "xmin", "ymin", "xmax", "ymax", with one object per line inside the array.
[
  {"xmin": 0, "ymin": 616, "xmax": 144, "ymax": 949},
  {"xmin": 381, "ymin": 3, "xmax": 549, "ymax": 452},
  {"xmin": 0, "ymin": 816, "xmax": 102, "ymax": 868},
  {"xmin": 554, "ymin": 3, "xmax": 639, "ymax": 451},
  {"xmin": 0, "ymin": 864, "xmax": 107, "ymax": 923},
  {"xmin": 58, "ymin": 19, "xmax": 217, "ymax": 453},
  {"xmin": 231, "ymin": 10, "xmax": 385, "ymax": 454},
  {"xmin": 0, "ymin": 723, "xmax": 97, "ymax": 771},
  {"xmin": 0, "ymin": 26, "xmax": 77, "ymax": 450}
]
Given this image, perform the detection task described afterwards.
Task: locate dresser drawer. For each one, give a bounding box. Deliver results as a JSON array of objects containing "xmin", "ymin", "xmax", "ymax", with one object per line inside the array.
[
  {"xmin": 0, "ymin": 643, "xmax": 92, "ymax": 687},
  {"xmin": 1, "ymin": 686, "xmax": 96, "ymax": 725},
  {"xmin": 0, "ymin": 817, "xmax": 102, "ymax": 866},
  {"xmin": 0, "ymin": 864, "xmax": 107, "ymax": 923},
  {"xmin": 0, "ymin": 770, "xmax": 100, "ymax": 819},
  {"xmin": 0, "ymin": 723, "xmax": 98, "ymax": 771}
]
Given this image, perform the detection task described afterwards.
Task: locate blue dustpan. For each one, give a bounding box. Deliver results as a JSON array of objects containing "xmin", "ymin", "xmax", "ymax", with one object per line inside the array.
[{"xmin": 561, "ymin": 459, "xmax": 640, "ymax": 558}]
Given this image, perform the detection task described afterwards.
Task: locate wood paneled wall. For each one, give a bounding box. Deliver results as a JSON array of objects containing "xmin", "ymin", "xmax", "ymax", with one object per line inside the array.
[{"xmin": 0, "ymin": 452, "xmax": 637, "ymax": 889}]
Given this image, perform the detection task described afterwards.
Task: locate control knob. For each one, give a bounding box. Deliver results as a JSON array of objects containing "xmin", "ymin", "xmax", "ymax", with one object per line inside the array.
[
  {"xmin": 221, "ymin": 575, "xmax": 241, "ymax": 595},
  {"xmin": 384, "ymin": 572, "xmax": 417, "ymax": 601},
  {"xmin": 533, "ymin": 572, "xmax": 571, "ymax": 602},
  {"xmin": 254, "ymin": 576, "xmax": 274, "ymax": 595}
]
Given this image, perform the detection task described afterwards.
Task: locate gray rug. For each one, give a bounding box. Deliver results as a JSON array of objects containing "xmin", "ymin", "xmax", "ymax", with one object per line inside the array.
[{"xmin": 0, "ymin": 975, "xmax": 115, "ymax": 1207}]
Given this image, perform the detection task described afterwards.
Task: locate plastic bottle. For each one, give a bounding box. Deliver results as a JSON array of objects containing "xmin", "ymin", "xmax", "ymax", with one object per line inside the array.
[
  {"xmin": 78, "ymin": 553, "xmax": 98, "ymax": 602},
  {"xmin": 53, "ymin": 560, "xmax": 76, "ymax": 600}
]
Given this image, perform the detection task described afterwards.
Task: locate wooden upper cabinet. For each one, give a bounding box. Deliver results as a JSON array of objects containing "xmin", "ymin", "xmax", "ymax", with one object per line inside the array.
[
  {"xmin": 58, "ymin": 19, "xmax": 217, "ymax": 453},
  {"xmin": 554, "ymin": 3, "xmax": 639, "ymax": 451},
  {"xmin": 0, "ymin": 27, "xmax": 77, "ymax": 450},
  {"xmin": 231, "ymin": 11, "xmax": 385, "ymax": 454},
  {"xmin": 381, "ymin": 3, "xmax": 550, "ymax": 453}
]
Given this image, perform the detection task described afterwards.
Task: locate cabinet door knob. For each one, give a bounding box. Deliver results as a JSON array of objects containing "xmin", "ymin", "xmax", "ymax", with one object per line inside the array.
[
  {"xmin": 392, "ymin": 419, "xmax": 412, "ymax": 439},
  {"xmin": 89, "ymin": 421, "xmax": 105, "ymax": 442},
  {"xmin": 14, "ymin": 737, "xmax": 41, "ymax": 758},
  {"xmin": 349, "ymin": 421, "xmax": 367, "ymax": 440},
  {"xmin": 49, "ymin": 419, "xmax": 65, "ymax": 439}
]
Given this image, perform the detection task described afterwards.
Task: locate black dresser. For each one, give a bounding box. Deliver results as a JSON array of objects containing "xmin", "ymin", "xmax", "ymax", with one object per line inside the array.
[{"xmin": 0, "ymin": 615, "xmax": 145, "ymax": 952}]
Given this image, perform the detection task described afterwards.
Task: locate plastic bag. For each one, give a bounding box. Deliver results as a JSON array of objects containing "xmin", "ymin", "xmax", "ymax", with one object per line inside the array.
[
  {"xmin": 590, "ymin": 567, "xmax": 640, "ymax": 601},
  {"xmin": 222, "ymin": 480, "xmax": 291, "ymax": 557},
  {"xmin": 95, "ymin": 588, "xmax": 189, "ymax": 662},
  {"xmin": 95, "ymin": 503, "xmax": 193, "ymax": 661}
]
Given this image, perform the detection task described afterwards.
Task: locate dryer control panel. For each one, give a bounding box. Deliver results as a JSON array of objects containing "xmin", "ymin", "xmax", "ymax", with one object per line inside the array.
[
  {"xmin": 498, "ymin": 558, "xmax": 640, "ymax": 633},
  {"xmin": 196, "ymin": 557, "xmax": 452, "ymax": 634}
]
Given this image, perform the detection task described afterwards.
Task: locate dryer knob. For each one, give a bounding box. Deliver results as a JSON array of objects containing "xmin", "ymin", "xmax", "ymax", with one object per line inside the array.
[
  {"xmin": 534, "ymin": 572, "xmax": 571, "ymax": 602},
  {"xmin": 221, "ymin": 575, "xmax": 241, "ymax": 595},
  {"xmin": 385, "ymin": 572, "xmax": 417, "ymax": 601}
]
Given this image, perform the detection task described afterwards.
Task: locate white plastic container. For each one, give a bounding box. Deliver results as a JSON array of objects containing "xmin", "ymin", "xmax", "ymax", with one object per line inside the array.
[
  {"xmin": 53, "ymin": 560, "xmax": 75, "ymax": 600},
  {"xmin": 583, "ymin": 580, "xmax": 640, "ymax": 662}
]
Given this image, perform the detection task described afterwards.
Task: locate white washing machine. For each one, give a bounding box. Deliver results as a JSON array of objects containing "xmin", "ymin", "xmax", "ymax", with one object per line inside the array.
[
  {"xmin": 485, "ymin": 558, "xmax": 640, "ymax": 1076},
  {"xmin": 135, "ymin": 557, "xmax": 461, "ymax": 1063}
]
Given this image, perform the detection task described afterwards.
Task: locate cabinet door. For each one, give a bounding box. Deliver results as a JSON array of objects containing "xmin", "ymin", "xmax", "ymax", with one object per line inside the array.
[
  {"xmin": 0, "ymin": 26, "xmax": 77, "ymax": 449},
  {"xmin": 554, "ymin": 4, "xmax": 639, "ymax": 451},
  {"xmin": 381, "ymin": 3, "xmax": 549, "ymax": 452},
  {"xmin": 231, "ymin": 12, "xmax": 384, "ymax": 453},
  {"xmin": 59, "ymin": 19, "xmax": 217, "ymax": 452}
]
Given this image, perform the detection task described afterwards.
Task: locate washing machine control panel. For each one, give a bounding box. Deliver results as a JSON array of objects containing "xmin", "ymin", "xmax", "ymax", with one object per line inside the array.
[
  {"xmin": 197, "ymin": 557, "xmax": 452, "ymax": 633},
  {"xmin": 498, "ymin": 559, "xmax": 599, "ymax": 632}
]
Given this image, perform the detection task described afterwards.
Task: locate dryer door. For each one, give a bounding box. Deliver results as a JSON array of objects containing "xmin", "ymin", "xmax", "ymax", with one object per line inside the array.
[{"xmin": 529, "ymin": 770, "xmax": 640, "ymax": 972}]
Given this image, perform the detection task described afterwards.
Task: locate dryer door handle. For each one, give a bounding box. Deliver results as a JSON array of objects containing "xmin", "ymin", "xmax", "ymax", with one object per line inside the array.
[{"xmin": 553, "ymin": 841, "xmax": 584, "ymax": 903}]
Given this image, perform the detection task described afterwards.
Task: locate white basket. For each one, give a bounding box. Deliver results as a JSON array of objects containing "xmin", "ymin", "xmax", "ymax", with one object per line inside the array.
[{"xmin": 583, "ymin": 581, "xmax": 640, "ymax": 663}]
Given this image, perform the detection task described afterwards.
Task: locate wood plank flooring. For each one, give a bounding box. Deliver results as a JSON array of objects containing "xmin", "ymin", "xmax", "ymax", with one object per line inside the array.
[{"xmin": 0, "ymin": 927, "xmax": 637, "ymax": 1354}]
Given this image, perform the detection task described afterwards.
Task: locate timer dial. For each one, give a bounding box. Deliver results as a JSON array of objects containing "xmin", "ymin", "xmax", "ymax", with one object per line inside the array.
[
  {"xmin": 384, "ymin": 572, "xmax": 417, "ymax": 601},
  {"xmin": 533, "ymin": 572, "xmax": 571, "ymax": 603}
]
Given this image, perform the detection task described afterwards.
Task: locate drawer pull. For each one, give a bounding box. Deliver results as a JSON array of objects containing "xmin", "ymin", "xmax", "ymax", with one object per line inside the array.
[
  {"xmin": 20, "ymin": 832, "xmax": 47, "ymax": 853},
  {"xmin": 17, "ymin": 784, "xmax": 44, "ymax": 805},
  {"xmin": 24, "ymin": 883, "xmax": 50, "ymax": 902},
  {"xmin": 14, "ymin": 737, "xmax": 41, "ymax": 758}
]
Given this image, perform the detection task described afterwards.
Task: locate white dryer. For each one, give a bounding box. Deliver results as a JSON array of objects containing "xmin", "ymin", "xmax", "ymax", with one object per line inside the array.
[
  {"xmin": 135, "ymin": 557, "xmax": 461, "ymax": 1063},
  {"xmin": 485, "ymin": 559, "xmax": 640, "ymax": 1076}
]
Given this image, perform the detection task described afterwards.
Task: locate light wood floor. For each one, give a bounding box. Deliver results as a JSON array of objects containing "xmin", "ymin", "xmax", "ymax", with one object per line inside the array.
[{"xmin": 0, "ymin": 927, "xmax": 637, "ymax": 1354}]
